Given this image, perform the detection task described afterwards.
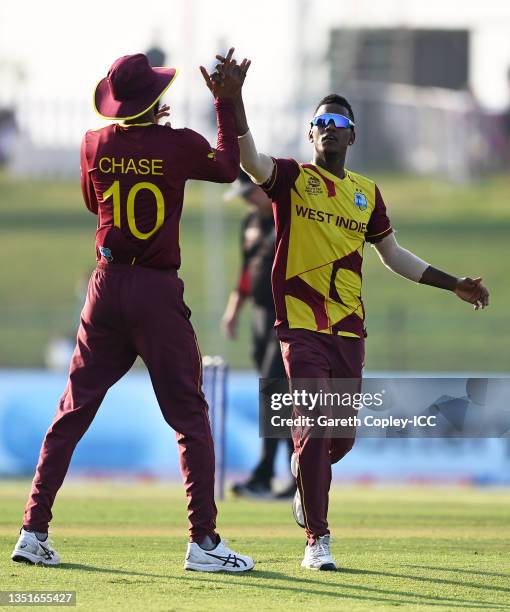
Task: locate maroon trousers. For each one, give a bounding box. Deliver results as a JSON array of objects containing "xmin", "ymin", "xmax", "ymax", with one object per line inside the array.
[
  {"xmin": 277, "ymin": 327, "xmax": 364, "ymax": 544},
  {"xmin": 24, "ymin": 263, "xmax": 217, "ymax": 542}
]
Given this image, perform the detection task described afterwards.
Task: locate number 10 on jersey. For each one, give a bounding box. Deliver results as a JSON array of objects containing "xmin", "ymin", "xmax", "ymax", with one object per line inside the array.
[{"xmin": 103, "ymin": 180, "xmax": 165, "ymax": 240}]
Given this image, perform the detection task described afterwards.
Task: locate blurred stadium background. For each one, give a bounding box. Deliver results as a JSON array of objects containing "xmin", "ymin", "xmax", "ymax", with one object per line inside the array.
[{"xmin": 1, "ymin": 0, "xmax": 509, "ymax": 483}]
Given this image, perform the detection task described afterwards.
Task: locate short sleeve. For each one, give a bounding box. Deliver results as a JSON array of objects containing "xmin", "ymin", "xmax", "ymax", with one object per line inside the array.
[
  {"xmin": 366, "ymin": 185, "xmax": 393, "ymax": 243},
  {"xmin": 236, "ymin": 268, "xmax": 251, "ymax": 297},
  {"xmin": 260, "ymin": 158, "xmax": 300, "ymax": 201}
]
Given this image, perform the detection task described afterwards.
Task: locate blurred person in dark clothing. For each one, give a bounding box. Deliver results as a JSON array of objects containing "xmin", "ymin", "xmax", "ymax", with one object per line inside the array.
[{"xmin": 222, "ymin": 171, "xmax": 295, "ymax": 499}]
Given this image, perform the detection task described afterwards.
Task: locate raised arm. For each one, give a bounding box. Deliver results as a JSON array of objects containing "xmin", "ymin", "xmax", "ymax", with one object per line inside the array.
[
  {"xmin": 188, "ymin": 48, "xmax": 250, "ymax": 183},
  {"xmin": 212, "ymin": 53, "xmax": 273, "ymax": 185},
  {"xmin": 237, "ymin": 120, "xmax": 274, "ymax": 185},
  {"xmin": 185, "ymin": 98, "xmax": 239, "ymax": 183},
  {"xmin": 373, "ymin": 233, "xmax": 489, "ymax": 310}
]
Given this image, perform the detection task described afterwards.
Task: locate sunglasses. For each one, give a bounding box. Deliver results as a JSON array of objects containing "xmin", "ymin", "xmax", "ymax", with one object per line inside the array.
[{"xmin": 310, "ymin": 113, "xmax": 355, "ymax": 129}]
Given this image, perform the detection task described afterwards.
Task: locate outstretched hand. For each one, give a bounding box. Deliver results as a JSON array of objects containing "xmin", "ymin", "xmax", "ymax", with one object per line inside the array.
[
  {"xmin": 454, "ymin": 277, "xmax": 489, "ymax": 310},
  {"xmin": 200, "ymin": 47, "xmax": 251, "ymax": 99}
]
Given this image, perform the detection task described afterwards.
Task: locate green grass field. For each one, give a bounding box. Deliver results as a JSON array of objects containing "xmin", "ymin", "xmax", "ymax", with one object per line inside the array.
[
  {"xmin": 1, "ymin": 481, "xmax": 509, "ymax": 610},
  {"xmin": 0, "ymin": 171, "xmax": 508, "ymax": 370}
]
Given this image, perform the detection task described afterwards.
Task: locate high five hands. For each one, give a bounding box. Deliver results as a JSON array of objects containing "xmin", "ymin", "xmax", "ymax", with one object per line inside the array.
[
  {"xmin": 200, "ymin": 47, "xmax": 251, "ymax": 99},
  {"xmin": 156, "ymin": 46, "xmax": 250, "ymax": 124}
]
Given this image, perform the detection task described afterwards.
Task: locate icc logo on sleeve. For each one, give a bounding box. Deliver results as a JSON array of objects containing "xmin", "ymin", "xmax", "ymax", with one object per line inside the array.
[{"xmin": 354, "ymin": 190, "xmax": 368, "ymax": 211}]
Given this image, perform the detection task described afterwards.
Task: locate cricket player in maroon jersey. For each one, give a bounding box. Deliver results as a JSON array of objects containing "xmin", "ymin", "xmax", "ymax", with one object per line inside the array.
[
  {"xmin": 11, "ymin": 50, "xmax": 254, "ymax": 572},
  {"xmin": 212, "ymin": 54, "xmax": 489, "ymax": 570}
]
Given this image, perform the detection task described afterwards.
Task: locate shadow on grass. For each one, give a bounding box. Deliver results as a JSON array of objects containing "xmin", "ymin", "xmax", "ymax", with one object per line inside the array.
[
  {"xmin": 56, "ymin": 564, "xmax": 508, "ymax": 610},
  {"xmin": 406, "ymin": 564, "xmax": 510, "ymax": 579},
  {"xmin": 58, "ymin": 563, "xmax": 169, "ymax": 580},
  {"xmin": 178, "ymin": 570, "xmax": 508, "ymax": 610},
  {"xmin": 339, "ymin": 566, "xmax": 510, "ymax": 595}
]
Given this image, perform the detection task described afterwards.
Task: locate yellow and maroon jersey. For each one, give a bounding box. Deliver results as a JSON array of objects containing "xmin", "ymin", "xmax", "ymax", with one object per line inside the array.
[{"xmin": 262, "ymin": 159, "xmax": 393, "ymax": 338}]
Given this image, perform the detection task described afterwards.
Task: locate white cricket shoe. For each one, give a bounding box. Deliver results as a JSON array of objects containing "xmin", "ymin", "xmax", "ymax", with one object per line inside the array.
[
  {"xmin": 11, "ymin": 529, "xmax": 60, "ymax": 566},
  {"xmin": 301, "ymin": 535, "xmax": 336, "ymax": 571},
  {"xmin": 291, "ymin": 453, "xmax": 305, "ymax": 528},
  {"xmin": 184, "ymin": 538, "xmax": 254, "ymax": 572}
]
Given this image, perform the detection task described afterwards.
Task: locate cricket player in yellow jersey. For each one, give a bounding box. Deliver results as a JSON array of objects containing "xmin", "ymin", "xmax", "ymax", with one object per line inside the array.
[{"xmin": 212, "ymin": 52, "xmax": 489, "ymax": 571}]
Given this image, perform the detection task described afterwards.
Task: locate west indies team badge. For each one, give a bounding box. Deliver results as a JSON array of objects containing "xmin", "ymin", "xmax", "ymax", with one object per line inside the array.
[{"xmin": 354, "ymin": 190, "xmax": 368, "ymax": 211}]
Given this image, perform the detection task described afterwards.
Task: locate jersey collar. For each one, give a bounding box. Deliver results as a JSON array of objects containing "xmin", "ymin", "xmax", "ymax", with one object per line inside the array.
[
  {"xmin": 306, "ymin": 162, "xmax": 350, "ymax": 184},
  {"xmin": 118, "ymin": 121, "xmax": 154, "ymax": 127}
]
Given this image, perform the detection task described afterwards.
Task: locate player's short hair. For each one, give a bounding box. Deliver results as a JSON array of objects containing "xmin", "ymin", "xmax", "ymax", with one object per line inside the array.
[{"xmin": 314, "ymin": 94, "xmax": 355, "ymax": 122}]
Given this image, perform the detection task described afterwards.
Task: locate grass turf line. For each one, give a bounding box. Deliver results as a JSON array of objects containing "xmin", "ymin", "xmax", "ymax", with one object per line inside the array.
[{"xmin": 1, "ymin": 481, "xmax": 509, "ymax": 611}]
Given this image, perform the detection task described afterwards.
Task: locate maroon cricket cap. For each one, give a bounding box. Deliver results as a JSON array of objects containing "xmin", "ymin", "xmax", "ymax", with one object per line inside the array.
[{"xmin": 94, "ymin": 53, "xmax": 178, "ymax": 120}]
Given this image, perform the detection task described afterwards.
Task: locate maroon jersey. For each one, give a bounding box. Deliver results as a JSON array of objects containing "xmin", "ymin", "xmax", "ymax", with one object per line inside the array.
[{"xmin": 80, "ymin": 99, "xmax": 239, "ymax": 269}]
